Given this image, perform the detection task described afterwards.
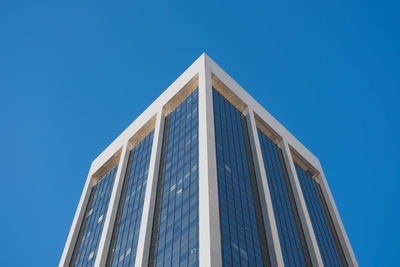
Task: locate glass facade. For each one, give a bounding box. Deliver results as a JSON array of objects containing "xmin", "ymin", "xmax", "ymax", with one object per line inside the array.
[
  {"xmin": 213, "ymin": 89, "xmax": 270, "ymax": 267},
  {"xmin": 107, "ymin": 131, "xmax": 155, "ymax": 266},
  {"xmin": 257, "ymin": 131, "xmax": 311, "ymax": 266},
  {"xmin": 70, "ymin": 165, "xmax": 119, "ymax": 267},
  {"xmin": 295, "ymin": 163, "xmax": 347, "ymax": 267},
  {"xmin": 149, "ymin": 89, "xmax": 199, "ymax": 267}
]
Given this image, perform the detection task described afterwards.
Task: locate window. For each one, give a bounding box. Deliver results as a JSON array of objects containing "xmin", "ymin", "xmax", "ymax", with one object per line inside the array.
[
  {"xmin": 295, "ymin": 163, "xmax": 347, "ymax": 267},
  {"xmin": 213, "ymin": 89, "xmax": 270, "ymax": 267},
  {"xmin": 70, "ymin": 165, "xmax": 119, "ymax": 267},
  {"xmin": 257, "ymin": 131, "xmax": 311, "ymax": 266},
  {"xmin": 149, "ymin": 89, "xmax": 199, "ymax": 267},
  {"xmin": 107, "ymin": 131, "xmax": 155, "ymax": 266}
]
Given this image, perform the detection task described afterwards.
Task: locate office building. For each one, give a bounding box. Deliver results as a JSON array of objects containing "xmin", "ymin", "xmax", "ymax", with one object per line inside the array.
[{"xmin": 60, "ymin": 54, "xmax": 357, "ymax": 267}]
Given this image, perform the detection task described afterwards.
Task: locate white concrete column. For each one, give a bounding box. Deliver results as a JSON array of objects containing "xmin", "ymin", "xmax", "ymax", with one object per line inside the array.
[
  {"xmin": 198, "ymin": 54, "xmax": 222, "ymax": 267},
  {"xmin": 59, "ymin": 164, "xmax": 96, "ymax": 267},
  {"xmin": 316, "ymin": 168, "xmax": 358, "ymax": 267},
  {"xmin": 279, "ymin": 140, "xmax": 324, "ymax": 267},
  {"xmin": 94, "ymin": 142, "xmax": 132, "ymax": 267},
  {"xmin": 246, "ymin": 110, "xmax": 285, "ymax": 267},
  {"xmin": 135, "ymin": 110, "xmax": 165, "ymax": 267}
]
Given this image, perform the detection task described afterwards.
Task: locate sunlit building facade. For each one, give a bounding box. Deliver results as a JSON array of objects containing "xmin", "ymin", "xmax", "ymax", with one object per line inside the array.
[{"xmin": 60, "ymin": 54, "xmax": 357, "ymax": 267}]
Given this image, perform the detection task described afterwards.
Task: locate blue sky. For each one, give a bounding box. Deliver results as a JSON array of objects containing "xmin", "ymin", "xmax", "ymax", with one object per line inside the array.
[{"xmin": 1, "ymin": 0, "xmax": 399, "ymax": 266}]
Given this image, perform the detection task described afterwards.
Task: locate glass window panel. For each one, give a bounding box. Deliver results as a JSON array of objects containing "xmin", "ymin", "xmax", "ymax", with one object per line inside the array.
[
  {"xmin": 257, "ymin": 130, "xmax": 312, "ymax": 266},
  {"xmin": 70, "ymin": 165, "xmax": 119, "ymax": 267},
  {"xmin": 295, "ymin": 163, "xmax": 348, "ymax": 267},
  {"xmin": 107, "ymin": 130, "xmax": 155, "ymax": 266},
  {"xmin": 212, "ymin": 89, "xmax": 270, "ymax": 267},
  {"xmin": 149, "ymin": 89, "xmax": 199, "ymax": 267}
]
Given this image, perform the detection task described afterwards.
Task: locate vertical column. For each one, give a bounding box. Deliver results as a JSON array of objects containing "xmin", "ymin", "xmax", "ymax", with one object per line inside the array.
[
  {"xmin": 316, "ymin": 168, "xmax": 358, "ymax": 266},
  {"xmin": 246, "ymin": 110, "xmax": 284, "ymax": 267},
  {"xmin": 198, "ymin": 54, "xmax": 222, "ymax": 267},
  {"xmin": 279, "ymin": 140, "xmax": 324, "ymax": 267},
  {"xmin": 135, "ymin": 110, "xmax": 165, "ymax": 267},
  {"xmin": 94, "ymin": 142, "xmax": 132, "ymax": 267},
  {"xmin": 59, "ymin": 165, "xmax": 96, "ymax": 267}
]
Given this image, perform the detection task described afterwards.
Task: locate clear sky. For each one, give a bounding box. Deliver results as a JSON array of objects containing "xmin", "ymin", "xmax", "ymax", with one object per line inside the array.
[{"xmin": 1, "ymin": 0, "xmax": 399, "ymax": 266}]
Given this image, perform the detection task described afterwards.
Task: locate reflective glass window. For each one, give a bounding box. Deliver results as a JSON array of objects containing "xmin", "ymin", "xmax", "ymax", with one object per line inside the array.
[
  {"xmin": 70, "ymin": 165, "xmax": 119, "ymax": 267},
  {"xmin": 213, "ymin": 89, "xmax": 270, "ymax": 267},
  {"xmin": 149, "ymin": 89, "xmax": 199, "ymax": 267},
  {"xmin": 257, "ymin": 131, "xmax": 311, "ymax": 266},
  {"xmin": 107, "ymin": 131, "xmax": 155, "ymax": 266},
  {"xmin": 295, "ymin": 163, "xmax": 347, "ymax": 267}
]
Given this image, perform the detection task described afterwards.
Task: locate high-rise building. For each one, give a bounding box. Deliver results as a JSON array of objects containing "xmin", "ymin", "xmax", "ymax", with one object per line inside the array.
[{"xmin": 60, "ymin": 54, "xmax": 357, "ymax": 267}]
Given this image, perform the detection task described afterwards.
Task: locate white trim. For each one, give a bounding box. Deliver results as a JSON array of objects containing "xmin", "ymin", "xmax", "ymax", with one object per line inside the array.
[{"xmin": 198, "ymin": 54, "xmax": 222, "ymax": 267}]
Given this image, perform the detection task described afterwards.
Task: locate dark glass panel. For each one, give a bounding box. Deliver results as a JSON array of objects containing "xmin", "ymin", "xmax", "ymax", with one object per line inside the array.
[
  {"xmin": 257, "ymin": 131, "xmax": 311, "ymax": 266},
  {"xmin": 149, "ymin": 89, "xmax": 199, "ymax": 267},
  {"xmin": 295, "ymin": 163, "xmax": 347, "ymax": 267},
  {"xmin": 70, "ymin": 165, "xmax": 119, "ymax": 267},
  {"xmin": 107, "ymin": 131, "xmax": 155, "ymax": 266},
  {"xmin": 213, "ymin": 89, "xmax": 270, "ymax": 267}
]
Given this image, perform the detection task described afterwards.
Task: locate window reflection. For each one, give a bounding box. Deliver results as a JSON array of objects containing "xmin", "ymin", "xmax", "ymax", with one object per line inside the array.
[
  {"xmin": 149, "ymin": 89, "xmax": 199, "ymax": 267},
  {"xmin": 107, "ymin": 131, "xmax": 155, "ymax": 266},
  {"xmin": 213, "ymin": 89, "xmax": 270, "ymax": 267},
  {"xmin": 70, "ymin": 165, "xmax": 118, "ymax": 267}
]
